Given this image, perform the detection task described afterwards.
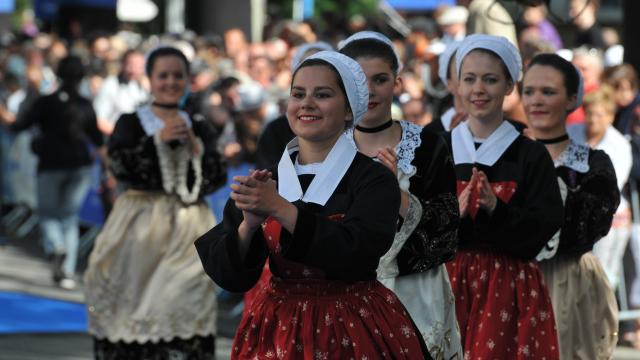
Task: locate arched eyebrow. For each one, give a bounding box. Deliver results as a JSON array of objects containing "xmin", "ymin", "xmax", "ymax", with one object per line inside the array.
[{"xmin": 291, "ymin": 86, "xmax": 336, "ymax": 92}]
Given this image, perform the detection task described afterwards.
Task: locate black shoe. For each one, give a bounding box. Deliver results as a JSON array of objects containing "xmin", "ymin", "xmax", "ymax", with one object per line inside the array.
[{"xmin": 51, "ymin": 253, "xmax": 66, "ymax": 283}]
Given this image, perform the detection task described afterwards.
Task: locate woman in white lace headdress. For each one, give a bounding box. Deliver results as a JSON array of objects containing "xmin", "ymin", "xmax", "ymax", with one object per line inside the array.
[
  {"xmin": 525, "ymin": 53, "xmax": 620, "ymax": 359},
  {"xmin": 83, "ymin": 46, "xmax": 226, "ymax": 359},
  {"xmin": 339, "ymin": 31, "xmax": 462, "ymax": 360}
]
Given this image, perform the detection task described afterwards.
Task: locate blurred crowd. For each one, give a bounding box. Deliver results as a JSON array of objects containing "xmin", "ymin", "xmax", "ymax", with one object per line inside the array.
[{"xmin": 1, "ymin": 0, "xmax": 640, "ymax": 347}]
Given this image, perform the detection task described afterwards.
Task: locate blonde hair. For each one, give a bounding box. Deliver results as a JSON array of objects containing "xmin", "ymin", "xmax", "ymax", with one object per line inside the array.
[{"xmin": 583, "ymin": 84, "xmax": 616, "ymax": 114}]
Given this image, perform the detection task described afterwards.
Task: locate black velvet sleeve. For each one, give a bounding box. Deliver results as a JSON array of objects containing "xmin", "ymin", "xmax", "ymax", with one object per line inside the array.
[
  {"xmin": 559, "ymin": 149, "xmax": 620, "ymax": 255},
  {"xmin": 474, "ymin": 139, "xmax": 564, "ymax": 260},
  {"xmin": 194, "ymin": 199, "xmax": 269, "ymax": 292},
  {"xmin": 107, "ymin": 113, "xmax": 162, "ymax": 190},
  {"xmin": 277, "ymin": 160, "xmax": 401, "ymax": 281},
  {"xmin": 397, "ymin": 131, "xmax": 460, "ymax": 275},
  {"xmin": 192, "ymin": 118, "xmax": 227, "ymax": 196}
]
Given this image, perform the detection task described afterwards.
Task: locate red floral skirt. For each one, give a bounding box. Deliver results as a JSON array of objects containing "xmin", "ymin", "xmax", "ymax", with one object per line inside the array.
[
  {"xmin": 232, "ymin": 277, "xmax": 428, "ymax": 359},
  {"xmin": 243, "ymin": 264, "xmax": 272, "ymax": 318},
  {"xmin": 446, "ymin": 250, "xmax": 560, "ymax": 360}
]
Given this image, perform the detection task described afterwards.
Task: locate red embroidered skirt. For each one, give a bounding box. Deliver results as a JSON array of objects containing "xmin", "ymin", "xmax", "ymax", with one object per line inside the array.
[
  {"xmin": 446, "ymin": 250, "xmax": 560, "ymax": 360},
  {"xmin": 232, "ymin": 277, "xmax": 427, "ymax": 359}
]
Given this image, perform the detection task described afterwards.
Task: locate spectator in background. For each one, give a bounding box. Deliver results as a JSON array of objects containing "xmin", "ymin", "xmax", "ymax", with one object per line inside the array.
[
  {"xmin": 255, "ymin": 42, "xmax": 332, "ymax": 170},
  {"xmin": 458, "ymin": 0, "xmax": 519, "ymax": 49},
  {"xmin": 567, "ymin": 47, "xmax": 604, "ymax": 124},
  {"xmin": 520, "ymin": 38, "xmax": 556, "ymax": 69},
  {"xmin": 436, "ymin": 5, "xmax": 468, "ymax": 45},
  {"xmin": 23, "ymin": 43, "xmax": 56, "ymax": 94},
  {"xmin": 93, "ymin": 49, "xmax": 148, "ymax": 136},
  {"xmin": 568, "ymin": 85, "xmax": 632, "ymax": 289},
  {"xmin": 231, "ymin": 83, "xmax": 270, "ymax": 165},
  {"xmin": 570, "ymin": 0, "xmax": 605, "ymax": 49},
  {"xmin": 604, "ymin": 64, "xmax": 640, "ymax": 315},
  {"xmin": 4, "ymin": 65, "xmax": 44, "ymax": 210},
  {"xmin": 1, "ymin": 55, "xmax": 104, "ymax": 290},
  {"xmin": 520, "ymin": 5, "xmax": 563, "ymax": 51},
  {"xmin": 406, "ymin": 16, "xmax": 439, "ymax": 65},
  {"xmin": 605, "ymin": 64, "xmax": 640, "ymax": 137},
  {"xmin": 400, "ymin": 96, "xmax": 432, "ymax": 127},
  {"xmin": 224, "ymin": 28, "xmax": 250, "ymax": 75},
  {"xmin": 189, "ymin": 59, "xmax": 217, "ymax": 94}
]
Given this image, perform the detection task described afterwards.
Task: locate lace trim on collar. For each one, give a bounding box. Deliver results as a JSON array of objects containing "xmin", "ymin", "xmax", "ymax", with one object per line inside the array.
[
  {"xmin": 554, "ymin": 140, "xmax": 590, "ymax": 173},
  {"xmin": 345, "ymin": 120, "xmax": 422, "ymax": 176},
  {"xmin": 395, "ymin": 120, "xmax": 423, "ymax": 176}
]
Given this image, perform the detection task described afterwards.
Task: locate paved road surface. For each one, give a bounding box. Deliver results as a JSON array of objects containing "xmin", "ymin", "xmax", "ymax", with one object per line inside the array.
[{"xmin": 2, "ymin": 235, "xmax": 640, "ymax": 360}]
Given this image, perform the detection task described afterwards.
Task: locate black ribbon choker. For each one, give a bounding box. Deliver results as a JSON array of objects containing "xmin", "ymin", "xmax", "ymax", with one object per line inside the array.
[
  {"xmin": 152, "ymin": 102, "xmax": 180, "ymax": 109},
  {"xmin": 355, "ymin": 119, "xmax": 393, "ymax": 133},
  {"xmin": 537, "ymin": 133, "xmax": 569, "ymax": 144}
]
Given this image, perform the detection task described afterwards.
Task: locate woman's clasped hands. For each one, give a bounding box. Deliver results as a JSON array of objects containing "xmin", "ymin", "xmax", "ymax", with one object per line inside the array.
[
  {"xmin": 458, "ymin": 167, "xmax": 497, "ymax": 218},
  {"xmin": 230, "ymin": 169, "xmax": 279, "ymax": 228}
]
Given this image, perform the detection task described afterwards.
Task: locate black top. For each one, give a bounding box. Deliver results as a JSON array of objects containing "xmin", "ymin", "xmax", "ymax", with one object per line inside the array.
[
  {"xmin": 555, "ymin": 148, "xmax": 619, "ymax": 256},
  {"xmin": 195, "ymin": 152, "xmax": 401, "ymax": 293},
  {"xmin": 574, "ymin": 24, "xmax": 605, "ymax": 49},
  {"xmin": 444, "ymin": 133, "xmax": 564, "ymax": 260},
  {"xmin": 107, "ymin": 112, "xmax": 227, "ymax": 200},
  {"xmin": 396, "ymin": 130, "xmax": 460, "ymax": 275},
  {"xmin": 424, "ymin": 116, "xmax": 446, "ymax": 134},
  {"xmin": 11, "ymin": 90, "xmax": 104, "ymax": 171},
  {"xmin": 255, "ymin": 115, "xmax": 295, "ymax": 169}
]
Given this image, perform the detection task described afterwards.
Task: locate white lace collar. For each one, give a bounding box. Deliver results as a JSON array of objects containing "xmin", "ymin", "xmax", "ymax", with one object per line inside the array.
[
  {"xmin": 344, "ymin": 120, "xmax": 422, "ymax": 176},
  {"xmin": 554, "ymin": 140, "xmax": 590, "ymax": 173},
  {"xmin": 277, "ymin": 133, "xmax": 357, "ymax": 206},
  {"xmin": 136, "ymin": 104, "xmax": 192, "ymax": 136},
  {"xmin": 451, "ymin": 120, "xmax": 519, "ymax": 166},
  {"xmin": 440, "ymin": 107, "xmax": 455, "ymax": 132},
  {"xmin": 395, "ymin": 120, "xmax": 423, "ymax": 175}
]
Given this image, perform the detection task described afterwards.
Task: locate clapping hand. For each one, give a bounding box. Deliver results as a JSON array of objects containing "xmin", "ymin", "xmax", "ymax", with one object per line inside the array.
[
  {"xmin": 474, "ymin": 168, "xmax": 497, "ymax": 214},
  {"xmin": 230, "ymin": 169, "xmax": 276, "ymax": 228},
  {"xmin": 377, "ymin": 147, "xmax": 398, "ymax": 177},
  {"xmin": 458, "ymin": 167, "xmax": 497, "ymax": 218},
  {"xmin": 160, "ymin": 114, "xmax": 190, "ymax": 143}
]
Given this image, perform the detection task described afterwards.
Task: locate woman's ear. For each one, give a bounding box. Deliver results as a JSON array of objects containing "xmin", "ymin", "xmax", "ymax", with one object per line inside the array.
[
  {"xmin": 505, "ymin": 79, "xmax": 515, "ymax": 96},
  {"xmin": 566, "ymin": 94, "xmax": 578, "ymax": 112},
  {"xmin": 394, "ymin": 75, "xmax": 403, "ymax": 93}
]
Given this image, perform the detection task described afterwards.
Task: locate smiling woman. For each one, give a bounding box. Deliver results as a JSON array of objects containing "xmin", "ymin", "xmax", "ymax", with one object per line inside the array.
[
  {"xmin": 339, "ymin": 31, "xmax": 462, "ymax": 360},
  {"xmin": 195, "ymin": 51, "xmax": 433, "ymax": 359},
  {"xmin": 83, "ymin": 46, "xmax": 227, "ymax": 359},
  {"xmin": 445, "ymin": 34, "xmax": 564, "ymax": 360},
  {"xmin": 525, "ymin": 52, "xmax": 621, "ymax": 360},
  {"xmin": 286, "ymin": 62, "xmax": 351, "ymax": 150}
]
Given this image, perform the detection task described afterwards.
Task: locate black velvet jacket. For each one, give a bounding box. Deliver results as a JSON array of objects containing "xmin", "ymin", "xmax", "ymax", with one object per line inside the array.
[
  {"xmin": 443, "ymin": 133, "xmax": 565, "ymax": 260},
  {"xmin": 554, "ymin": 148, "xmax": 619, "ymax": 256},
  {"xmin": 107, "ymin": 113, "xmax": 227, "ymax": 200},
  {"xmin": 194, "ymin": 153, "xmax": 400, "ymax": 293}
]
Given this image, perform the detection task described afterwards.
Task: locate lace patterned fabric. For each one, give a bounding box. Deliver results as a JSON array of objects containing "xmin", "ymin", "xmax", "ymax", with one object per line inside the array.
[
  {"xmin": 397, "ymin": 193, "xmax": 459, "ymax": 273},
  {"xmin": 377, "ymin": 193, "xmax": 422, "ymax": 284},
  {"xmin": 553, "ymin": 141, "xmax": 590, "ymax": 173},
  {"xmin": 107, "ymin": 113, "xmax": 226, "ymax": 198},
  {"xmin": 93, "ymin": 334, "xmax": 215, "ymax": 360},
  {"xmin": 154, "ymin": 132, "xmax": 204, "ymax": 204},
  {"xmin": 345, "ymin": 120, "xmax": 422, "ymax": 191},
  {"xmin": 85, "ymin": 193, "xmax": 218, "ymax": 343}
]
